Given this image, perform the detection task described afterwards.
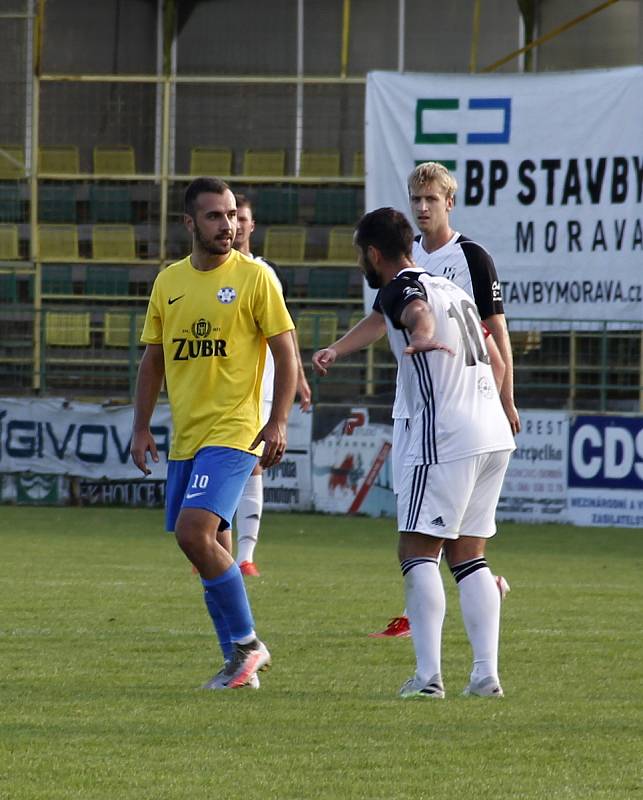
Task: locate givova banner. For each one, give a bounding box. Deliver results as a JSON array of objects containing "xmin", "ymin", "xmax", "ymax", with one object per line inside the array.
[
  {"xmin": 0, "ymin": 398, "xmax": 172, "ymax": 480},
  {"xmin": 365, "ymin": 68, "xmax": 643, "ymax": 322},
  {"xmin": 0, "ymin": 399, "xmax": 314, "ymax": 510}
]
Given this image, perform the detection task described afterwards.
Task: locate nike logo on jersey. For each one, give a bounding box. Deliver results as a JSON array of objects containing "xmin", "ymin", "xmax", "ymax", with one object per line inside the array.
[
  {"xmin": 185, "ymin": 491, "xmax": 206, "ymax": 499},
  {"xmin": 168, "ymin": 295, "xmax": 185, "ymax": 305}
]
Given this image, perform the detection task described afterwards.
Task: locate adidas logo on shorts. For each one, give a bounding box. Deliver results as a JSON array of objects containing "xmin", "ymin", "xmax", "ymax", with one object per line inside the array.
[{"xmin": 430, "ymin": 516, "xmax": 445, "ymax": 527}]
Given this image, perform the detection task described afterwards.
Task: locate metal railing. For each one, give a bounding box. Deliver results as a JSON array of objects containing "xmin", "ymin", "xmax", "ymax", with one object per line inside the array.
[{"xmin": 1, "ymin": 309, "xmax": 641, "ymax": 412}]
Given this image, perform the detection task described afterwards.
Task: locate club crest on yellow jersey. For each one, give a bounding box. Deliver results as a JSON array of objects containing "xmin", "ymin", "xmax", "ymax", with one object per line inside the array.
[
  {"xmin": 217, "ymin": 287, "xmax": 237, "ymax": 304},
  {"xmin": 191, "ymin": 318, "xmax": 212, "ymax": 338}
]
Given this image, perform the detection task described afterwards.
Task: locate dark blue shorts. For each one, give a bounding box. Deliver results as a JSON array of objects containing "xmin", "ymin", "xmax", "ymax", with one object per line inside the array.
[{"xmin": 165, "ymin": 446, "xmax": 258, "ymax": 532}]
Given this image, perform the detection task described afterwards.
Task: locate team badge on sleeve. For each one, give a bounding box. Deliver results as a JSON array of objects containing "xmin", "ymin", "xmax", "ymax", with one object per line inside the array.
[{"xmin": 217, "ymin": 287, "xmax": 237, "ymax": 304}]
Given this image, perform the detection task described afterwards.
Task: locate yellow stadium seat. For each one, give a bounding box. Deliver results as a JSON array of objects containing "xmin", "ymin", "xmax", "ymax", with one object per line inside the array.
[
  {"xmin": 296, "ymin": 311, "xmax": 338, "ymax": 350},
  {"xmin": 352, "ymin": 151, "xmax": 365, "ymax": 177},
  {"xmin": 104, "ymin": 312, "xmax": 146, "ymax": 347},
  {"xmin": 299, "ymin": 149, "xmax": 341, "ymax": 178},
  {"xmin": 0, "ymin": 225, "xmax": 19, "ymax": 259},
  {"xmin": 45, "ymin": 312, "xmax": 90, "ymax": 346},
  {"xmin": 93, "ymin": 145, "xmax": 136, "ymax": 175},
  {"xmin": 92, "ymin": 225, "xmax": 136, "ymax": 260},
  {"xmin": 263, "ymin": 226, "xmax": 306, "ymax": 262},
  {"xmin": 0, "ymin": 146, "xmax": 25, "ymax": 179},
  {"xmin": 38, "ymin": 224, "xmax": 79, "ymax": 260},
  {"xmin": 38, "ymin": 146, "xmax": 80, "ymax": 174},
  {"xmin": 242, "ymin": 149, "xmax": 285, "ymax": 177},
  {"xmin": 511, "ymin": 329, "xmax": 542, "ymax": 356},
  {"xmin": 327, "ymin": 226, "xmax": 356, "ymax": 262},
  {"xmin": 190, "ymin": 147, "xmax": 233, "ymax": 176}
]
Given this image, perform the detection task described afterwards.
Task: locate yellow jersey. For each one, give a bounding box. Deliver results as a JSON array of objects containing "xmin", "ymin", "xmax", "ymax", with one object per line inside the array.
[{"xmin": 141, "ymin": 251, "xmax": 294, "ymax": 459}]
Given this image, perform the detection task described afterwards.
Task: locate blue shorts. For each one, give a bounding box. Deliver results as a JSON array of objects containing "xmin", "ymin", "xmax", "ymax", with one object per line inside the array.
[{"xmin": 165, "ymin": 446, "xmax": 258, "ymax": 533}]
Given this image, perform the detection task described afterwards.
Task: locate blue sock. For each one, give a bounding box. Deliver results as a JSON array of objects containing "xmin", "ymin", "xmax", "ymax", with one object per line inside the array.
[
  {"xmin": 201, "ymin": 563, "xmax": 255, "ymax": 644},
  {"xmin": 202, "ymin": 590, "xmax": 234, "ymax": 661}
]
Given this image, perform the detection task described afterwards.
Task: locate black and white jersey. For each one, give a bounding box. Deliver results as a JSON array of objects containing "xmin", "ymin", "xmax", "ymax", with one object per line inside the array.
[
  {"xmin": 375, "ymin": 231, "xmax": 504, "ymax": 419},
  {"xmin": 412, "ymin": 232, "xmax": 504, "ymax": 320},
  {"xmin": 378, "ymin": 268, "xmax": 514, "ymax": 466}
]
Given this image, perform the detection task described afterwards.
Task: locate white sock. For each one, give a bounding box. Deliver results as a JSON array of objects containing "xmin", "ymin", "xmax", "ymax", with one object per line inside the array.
[
  {"xmin": 235, "ymin": 475, "xmax": 263, "ymax": 564},
  {"xmin": 401, "ymin": 558, "xmax": 445, "ymax": 683},
  {"xmin": 455, "ymin": 563, "xmax": 500, "ymax": 682}
]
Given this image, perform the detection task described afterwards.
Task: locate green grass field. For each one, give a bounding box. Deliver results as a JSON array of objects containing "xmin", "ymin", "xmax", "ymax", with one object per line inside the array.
[{"xmin": 1, "ymin": 508, "xmax": 641, "ymax": 800}]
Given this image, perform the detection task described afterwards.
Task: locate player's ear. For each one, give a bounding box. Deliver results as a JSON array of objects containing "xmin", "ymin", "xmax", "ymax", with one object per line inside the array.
[
  {"xmin": 184, "ymin": 214, "xmax": 194, "ymax": 233},
  {"xmin": 366, "ymin": 244, "xmax": 380, "ymax": 264}
]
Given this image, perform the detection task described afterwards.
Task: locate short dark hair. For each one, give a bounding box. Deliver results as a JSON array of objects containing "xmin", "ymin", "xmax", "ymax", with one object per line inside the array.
[
  {"xmin": 184, "ymin": 177, "xmax": 231, "ymax": 217},
  {"xmin": 354, "ymin": 207, "xmax": 414, "ymax": 260},
  {"xmin": 235, "ymin": 193, "xmax": 253, "ymax": 213}
]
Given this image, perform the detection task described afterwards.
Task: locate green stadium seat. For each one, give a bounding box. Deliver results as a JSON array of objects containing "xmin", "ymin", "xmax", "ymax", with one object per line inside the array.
[
  {"xmin": 39, "ymin": 184, "xmax": 76, "ymax": 223},
  {"xmin": 89, "ymin": 185, "xmax": 133, "ymax": 223},
  {"xmin": 0, "ymin": 272, "xmax": 18, "ymax": 303},
  {"xmin": 86, "ymin": 265, "xmax": 130, "ymax": 296},
  {"xmin": 313, "ymin": 188, "xmax": 358, "ymax": 225},
  {"xmin": 0, "ymin": 183, "xmax": 23, "ymax": 222},
  {"xmin": 308, "ymin": 268, "xmax": 350, "ymax": 299},
  {"xmin": 42, "ymin": 265, "xmax": 74, "ymax": 295},
  {"xmin": 254, "ymin": 187, "xmax": 299, "ymax": 224}
]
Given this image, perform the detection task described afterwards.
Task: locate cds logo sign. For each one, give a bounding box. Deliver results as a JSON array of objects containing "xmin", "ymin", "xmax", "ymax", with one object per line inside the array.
[{"xmin": 568, "ymin": 416, "xmax": 643, "ymax": 489}]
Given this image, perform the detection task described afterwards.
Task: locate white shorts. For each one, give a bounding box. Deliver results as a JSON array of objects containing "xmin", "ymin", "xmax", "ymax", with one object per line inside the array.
[
  {"xmin": 397, "ymin": 450, "xmax": 512, "ymax": 539},
  {"xmin": 392, "ymin": 417, "xmax": 411, "ymax": 494}
]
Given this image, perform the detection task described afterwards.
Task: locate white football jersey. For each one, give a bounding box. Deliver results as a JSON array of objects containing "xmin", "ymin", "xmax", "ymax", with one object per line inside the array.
[
  {"xmin": 380, "ymin": 232, "xmax": 504, "ymax": 420},
  {"xmin": 378, "ymin": 268, "xmax": 515, "ymax": 466}
]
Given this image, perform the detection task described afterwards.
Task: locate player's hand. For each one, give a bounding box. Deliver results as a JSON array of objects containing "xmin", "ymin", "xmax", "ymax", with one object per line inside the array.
[
  {"xmin": 250, "ymin": 419, "xmax": 287, "ymax": 469},
  {"xmin": 404, "ymin": 335, "xmax": 454, "ymax": 357},
  {"xmin": 501, "ymin": 397, "xmax": 521, "ymax": 435},
  {"xmin": 297, "ymin": 373, "xmax": 313, "ymax": 412},
  {"xmin": 312, "ymin": 347, "xmax": 337, "ymax": 376},
  {"xmin": 130, "ymin": 429, "xmax": 159, "ymax": 476}
]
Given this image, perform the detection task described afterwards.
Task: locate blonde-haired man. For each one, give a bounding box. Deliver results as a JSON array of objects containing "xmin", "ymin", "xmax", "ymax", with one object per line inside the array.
[{"xmin": 408, "ymin": 161, "xmax": 519, "ymax": 435}]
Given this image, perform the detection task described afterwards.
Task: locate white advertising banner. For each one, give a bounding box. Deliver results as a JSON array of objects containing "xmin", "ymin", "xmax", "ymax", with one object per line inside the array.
[
  {"xmin": 0, "ymin": 398, "xmax": 171, "ymax": 480},
  {"xmin": 0, "ymin": 399, "xmax": 313, "ymax": 509},
  {"xmin": 365, "ymin": 67, "xmax": 643, "ymax": 322},
  {"xmin": 312, "ymin": 409, "xmax": 395, "ymax": 517},
  {"xmin": 497, "ymin": 410, "xmax": 569, "ymax": 522}
]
